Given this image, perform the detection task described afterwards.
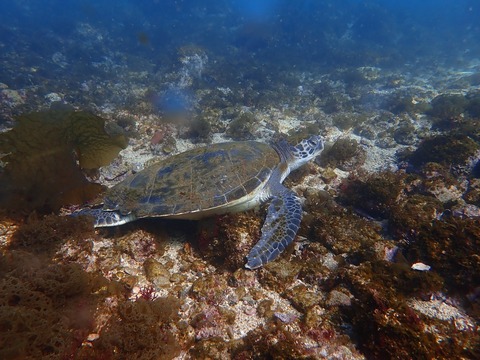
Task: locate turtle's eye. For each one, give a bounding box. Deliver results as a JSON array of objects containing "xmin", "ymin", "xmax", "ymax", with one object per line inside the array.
[{"xmin": 307, "ymin": 138, "xmax": 318, "ymax": 147}]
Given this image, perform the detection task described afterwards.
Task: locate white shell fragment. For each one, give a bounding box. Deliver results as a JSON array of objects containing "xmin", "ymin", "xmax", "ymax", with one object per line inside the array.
[{"xmin": 411, "ymin": 262, "xmax": 431, "ymax": 271}]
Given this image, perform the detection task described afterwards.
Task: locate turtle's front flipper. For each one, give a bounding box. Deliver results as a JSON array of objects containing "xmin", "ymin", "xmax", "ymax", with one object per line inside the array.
[
  {"xmin": 72, "ymin": 208, "xmax": 136, "ymax": 227},
  {"xmin": 246, "ymin": 187, "xmax": 302, "ymax": 269}
]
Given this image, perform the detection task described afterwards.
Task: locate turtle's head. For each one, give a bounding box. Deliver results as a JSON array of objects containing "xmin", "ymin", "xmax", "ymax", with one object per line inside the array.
[{"xmin": 289, "ymin": 135, "xmax": 324, "ymax": 171}]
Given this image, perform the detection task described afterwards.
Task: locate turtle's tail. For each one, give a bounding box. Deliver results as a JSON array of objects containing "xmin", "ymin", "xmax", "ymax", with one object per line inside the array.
[{"xmin": 72, "ymin": 208, "xmax": 136, "ymax": 227}]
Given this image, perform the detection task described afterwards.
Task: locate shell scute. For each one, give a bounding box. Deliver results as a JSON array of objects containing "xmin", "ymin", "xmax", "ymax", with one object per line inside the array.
[{"xmin": 105, "ymin": 141, "xmax": 279, "ymax": 217}]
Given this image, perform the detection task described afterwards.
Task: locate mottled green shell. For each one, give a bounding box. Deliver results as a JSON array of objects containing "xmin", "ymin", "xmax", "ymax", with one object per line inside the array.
[{"xmin": 104, "ymin": 141, "xmax": 279, "ymax": 218}]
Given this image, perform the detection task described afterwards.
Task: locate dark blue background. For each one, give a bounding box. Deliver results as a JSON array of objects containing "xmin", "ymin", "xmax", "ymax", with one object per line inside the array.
[{"xmin": 0, "ymin": 0, "xmax": 478, "ymax": 91}]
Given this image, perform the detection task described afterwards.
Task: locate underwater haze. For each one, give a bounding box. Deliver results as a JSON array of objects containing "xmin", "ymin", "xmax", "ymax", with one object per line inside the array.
[
  {"xmin": 0, "ymin": 0, "xmax": 479, "ymax": 88},
  {"xmin": 0, "ymin": 1, "xmax": 479, "ymax": 359}
]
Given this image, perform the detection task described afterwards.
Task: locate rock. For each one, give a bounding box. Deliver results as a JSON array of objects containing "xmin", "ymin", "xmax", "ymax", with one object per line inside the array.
[{"xmin": 143, "ymin": 258, "xmax": 171, "ymax": 288}]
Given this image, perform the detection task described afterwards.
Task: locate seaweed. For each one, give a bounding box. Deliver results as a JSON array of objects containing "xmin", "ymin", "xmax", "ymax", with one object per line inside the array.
[
  {"xmin": 404, "ymin": 217, "xmax": 480, "ymax": 294},
  {"xmin": 198, "ymin": 212, "xmax": 262, "ymax": 270},
  {"xmin": 226, "ymin": 112, "xmax": 258, "ymax": 140},
  {"xmin": 8, "ymin": 214, "xmax": 95, "ymax": 255},
  {"xmin": 389, "ymin": 194, "xmax": 444, "ymax": 240},
  {"xmin": 0, "ymin": 109, "xmax": 127, "ymax": 213},
  {"xmin": 338, "ymin": 172, "xmax": 405, "ymax": 218},
  {"xmin": 466, "ymin": 93, "xmax": 480, "ymax": 118},
  {"xmin": 317, "ymin": 138, "xmax": 366, "ymax": 171},
  {"xmin": 91, "ymin": 297, "xmax": 183, "ymax": 359},
  {"xmin": 339, "ymin": 260, "xmax": 478, "ymax": 360},
  {"xmin": 188, "ymin": 114, "xmax": 212, "ymax": 143},
  {"xmin": 427, "ymin": 94, "xmax": 468, "ymax": 120},
  {"xmin": 407, "ymin": 134, "xmax": 479, "ymax": 168},
  {"xmin": 0, "ymin": 251, "xmax": 113, "ymax": 360}
]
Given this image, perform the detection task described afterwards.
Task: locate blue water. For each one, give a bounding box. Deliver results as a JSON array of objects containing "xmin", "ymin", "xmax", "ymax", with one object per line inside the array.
[
  {"xmin": 0, "ymin": 1, "xmax": 478, "ymax": 80},
  {"xmin": 0, "ymin": 0, "xmax": 479, "ymax": 118}
]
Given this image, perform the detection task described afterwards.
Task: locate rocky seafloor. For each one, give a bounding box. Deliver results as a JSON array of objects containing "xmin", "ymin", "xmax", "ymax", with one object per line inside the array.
[{"xmin": 1, "ymin": 42, "xmax": 480, "ymax": 359}]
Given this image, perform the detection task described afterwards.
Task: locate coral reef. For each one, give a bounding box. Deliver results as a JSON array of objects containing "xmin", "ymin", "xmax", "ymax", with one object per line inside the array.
[
  {"xmin": 466, "ymin": 93, "xmax": 480, "ymax": 118},
  {"xmin": 389, "ymin": 194, "xmax": 444, "ymax": 240},
  {"xmin": 187, "ymin": 114, "xmax": 212, "ymax": 143},
  {"xmin": 8, "ymin": 214, "xmax": 95, "ymax": 256},
  {"xmin": 341, "ymin": 261, "xmax": 477, "ymax": 360}
]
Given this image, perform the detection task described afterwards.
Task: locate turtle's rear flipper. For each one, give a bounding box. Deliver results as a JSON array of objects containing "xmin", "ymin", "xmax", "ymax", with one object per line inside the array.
[
  {"xmin": 246, "ymin": 187, "xmax": 302, "ymax": 269},
  {"xmin": 72, "ymin": 208, "xmax": 135, "ymax": 227}
]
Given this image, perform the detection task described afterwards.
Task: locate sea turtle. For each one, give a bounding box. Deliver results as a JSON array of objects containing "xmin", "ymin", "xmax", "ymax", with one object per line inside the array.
[{"xmin": 75, "ymin": 135, "xmax": 324, "ymax": 269}]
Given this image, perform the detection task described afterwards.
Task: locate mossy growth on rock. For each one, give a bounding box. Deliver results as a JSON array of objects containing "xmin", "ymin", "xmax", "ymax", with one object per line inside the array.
[
  {"xmin": 311, "ymin": 209, "xmax": 382, "ymax": 257},
  {"xmin": 190, "ymin": 337, "xmax": 232, "ymax": 359},
  {"xmin": 452, "ymin": 118, "xmax": 480, "ymax": 143},
  {"xmin": 197, "ymin": 212, "xmax": 262, "ymax": 270},
  {"xmin": 89, "ymin": 297, "xmax": 183, "ymax": 360},
  {"xmin": 389, "ymin": 194, "xmax": 444, "ymax": 240},
  {"xmin": 190, "ymin": 273, "xmax": 229, "ymax": 303},
  {"xmin": 187, "ymin": 114, "xmax": 212, "ymax": 143},
  {"xmin": 302, "ymin": 191, "xmax": 382, "ymax": 260},
  {"xmin": 8, "ymin": 214, "xmax": 96, "ymax": 255},
  {"xmin": 464, "ymin": 178, "xmax": 480, "ymax": 206},
  {"xmin": 427, "ymin": 94, "xmax": 468, "ymax": 119},
  {"xmin": 259, "ymin": 258, "xmax": 304, "ymax": 291},
  {"xmin": 392, "ymin": 123, "xmax": 416, "ymax": 145},
  {"xmin": 338, "ymin": 260, "xmax": 479, "ymax": 360},
  {"xmin": 233, "ymin": 324, "xmax": 319, "ymax": 359},
  {"xmin": 332, "ymin": 112, "xmax": 368, "ymax": 130},
  {"xmin": 287, "ymin": 123, "xmax": 322, "ymax": 145},
  {"xmin": 407, "ymin": 134, "xmax": 479, "ymax": 168},
  {"xmin": 0, "ymin": 251, "xmax": 113, "ymax": 360},
  {"xmin": 404, "ymin": 217, "xmax": 480, "ymax": 294},
  {"xmin": 466, "ymin": 93, "xmax": 480, "ymax": 118},
  {"xmin": 226, "ymin": 111, "xmax": 258, "ymax": 140},
  {"xmin": 0, "ymin": 109, "xmax": 127, "ymax": 213},
  {"xmin": 387, "ymin": 93, "xmax": 418, "ymax": 114},
  {"xmin": 317, "ymin": 138, "xmax": 366, "ymax": 171},
  {"xmin": 338, "ymin": 171, "xmax": 405, "ymax": 218}
]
